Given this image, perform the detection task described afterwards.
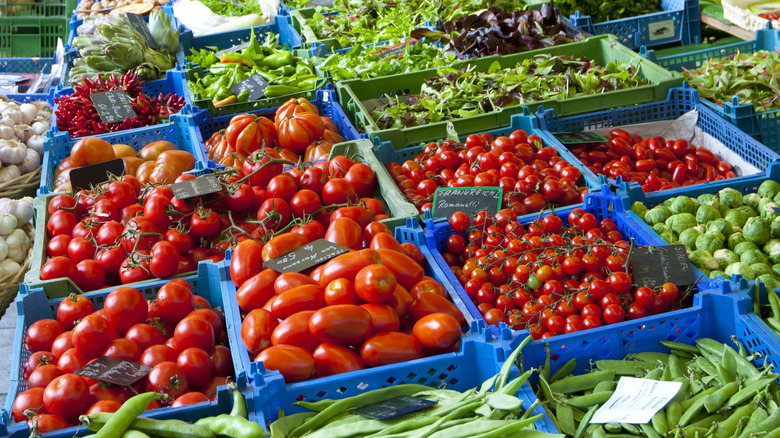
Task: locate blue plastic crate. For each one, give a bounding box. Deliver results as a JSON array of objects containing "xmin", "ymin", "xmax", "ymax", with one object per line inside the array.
[
  {"xmin": 568, "ymin": 0, "xmax": 701, "ymax": 50},
  {"xmin": 0, "ymin": 263, "xmax": 260, "ymax": 438},
  {"xmin": 0, "ymin": 57, "xmax": 57, "ymax": 98},
  {"xmin": 727, "ymin": 277, "xmax": 780, "ymax": 362},
  {"xmin": 641, "ymin": 27, "xmax": 780, "ymax": 154},
  {"xmin": 505, "ymin": 290, "xmax": 780, "ymax": 390},
  {"xmin": 423, "ymin": 186, "xmax": 711, "ymax": 330},
  {"xmin": 249, "ymin": 334, "xmax": 558, "ymax": 434},
  {"xmin": 178, "ymin": 14, "xmax": 302, "ymax": 67},
  {"xmin": 187, "ymin": 88, "xmax": 359, "ymax": 158},
  {"xmin": 534, "ymin": 84, "xmax": 780, "ymax": 200},
  {"xmin": 220, "ymin": 218, "xmax": 486, "ymax": 396}
]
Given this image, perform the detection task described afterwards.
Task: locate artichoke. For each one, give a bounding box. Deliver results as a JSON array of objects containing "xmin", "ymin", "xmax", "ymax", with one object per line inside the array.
[
  {"xmin": 148, "ymin": 9, "xmax": 179, "ymax": 56},
  {"xmin": 104, "ymin": 43, "xmax": 145, "ymax": 69}
]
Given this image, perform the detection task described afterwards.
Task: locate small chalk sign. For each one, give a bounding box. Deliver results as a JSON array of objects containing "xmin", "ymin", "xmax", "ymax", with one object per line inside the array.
[
  {"xmin": 169, "ymin": 174, "xmax": 222, "ymax": 200},
  {"xmin": 75, "ymin": 356, "xmax": 152, "ymax": 386},
  {"xmin": 431, "ymin": 187, "xmax": 503, "ymax": 220},
  {"xmin": 91, "ymin": 90, "xmax": 137, "ymax": 124},
  {"xmin": 264, "ymin": 239, "xmax": 349, "ymax": 273},
  {"xmin": 307, "ymin": 0, "xmax": 334, "ymax": 7},
  {"xmin": 372, "ymin": 39, "xmax": 416, "ymax": 58},
  {"xmin": 126, "ymin": 13, "xmax": 158, "ymax": 49},
  {"xmin": 216, "ymin": 41, "xmax": 250, "ymax": 58},
  {"xmin": 553, "ymin": 131, "xmax": 607, "ymax": 144},
  {"xmin": 230, "ymin": 74, "xmax": 269, "ymax": 101},
  {"xmin": 351, "ymin": 396, "xmax": 437, "ymax": 420},
  {"xmin": 69, "ymin": 158, "xmax": 125, "ymax": 192},
  {"xmin": 630, "ymin": 244, "xmax": 694, "ymax": 289}
]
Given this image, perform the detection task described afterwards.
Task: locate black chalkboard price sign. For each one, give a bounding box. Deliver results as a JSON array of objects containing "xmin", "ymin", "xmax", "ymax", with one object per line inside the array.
[
  {"xmin": 351, "ymin": 396, "xmax": 437, "ymax": 420},
  {"xmin": 431, "ymin": 187, "xmax": 503, "ymax": 220},
  {"xmin": 230, "ymin": 74, "xmax": 270, "ymax": 101},
  {"xmin": 630, "ymin": 244, "xmax": 695, "ymax": 289},
  {"xmin": 169, "ymin": 174, "xmax": 222, "ymax": 200},
  {"xmin": 264, "ymin": 239, "xmax": 349, "ymax": 273},
  {"xmin": 75, "ymin": 356, "xmax": 152, "ymax": 386},
  {"xmin": 69, "ymin": 158, "xmax": 125, "ymax": 192},
  {"xmin": 91, "ymin": 90, "xmax": 137, "ymax": 124},
  {"xmin": 553, "ymin": 131, "xmax": 607, "ymax": 144},
  {"xmin": 126, "ymin": 13, "xmax": 158, "ymax": 49}
]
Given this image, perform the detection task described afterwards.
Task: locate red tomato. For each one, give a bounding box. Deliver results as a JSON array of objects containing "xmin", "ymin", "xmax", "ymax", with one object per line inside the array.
[
  {"xmin": 376, "ymin": 249, "xmax": 424, "ymax": 291},
  {"xmin": 210, "ymin": 345, "xmax": 233, "ymax": 377},
  {"xmin": 256, "ymin": 345, "xmax": 315, "ymax": 383},
  {"xmin": 12, "ymin": 387, "xmax": 45, "ymax": 422},
  {"xmin": 174, "ymin": 316, "xmax": 215, "ymax": 352},
  {"xmin": 40, "ymin": 256, "xmax": 78, "ymax": 284},
  {"xmin": 177, "ymin": 348, "xmax": 213, "ymax": 389},
  {"xmin": 140, "ymin": 345, "xmax": 178, "ymax": 368},
  {"xmin": 324, "ymin": 217, "xmax": 363, "ymax": 250},
  {"xmin": 318, "ymin": 249, "xmax": 382, "ymax": 288},
  {"xmin": 360, "ymin": 303, "xmax": 401, "ymax": 334},
  {"xmin": 230, "ymin": 240, "xmax": 264, "ymax": 287},
  {"xmin": 157, "ymin": 280, "xmax": 196, "ymax": 325},
  {"xmin": 309, "ymin": 305, "xmax": 372, "ymax": 344},
  {"xmin": 354, "ymin": 264, "xmax": 397, "ymax": 304},
  {"xmin": 360, "ymin": 332, "xmax": 423, "ymax": 367},
  {"xmin": 103, "ymin": 286, "xmax": 147, "ymax": 337},
  {"xmin": 71, "ymin": 314, "xmax": 112, "ymax": 356},
  {"xmin": 23, "ymin": 351, "xmax": 55, "ymax": 380},
  {"xmin": 171, "ymin": 392, "xmax": 209, "ymax": 408},
  {"xmin": 313, "ymin": 343, "xmax": 366, "ymax": 377},
  {"xmin": 271, "ymin": 310, "xmax": 320, "ymax": 352},
  {"xmin": 56, "ymin": 348, "xmax": 90, "ymax": 374},
  {"xmin": 43, "ymin": 374, "xmax": 90, "ymax": 421},
  {"xmin": 125, "ymin": 323, "xmax": 164, "ymax": 352},
  {"xmin": 146, "ymin": 361, "xmax": 189, "ymax": 399},
  {"xmin": 102, "ymin": 338, "xmax": 141, "ymax": 362},
  {"xmin": 412, "ymin": 313, "xmax": 461, "ymax": 351},
  {"xmin": 25, "ymin": 319, "xmax": 64, "ymax": 353},
  {"xmin": 27, "ymin": 414, "xmax": 69, "ymax": 433},
  {"xmin": 27, "ymin": 364, "xmax": 63, "ymax": 388},
  {"xmin": 271, "ymin": 284, "xmax": 325, "ymax": 320},
  {"xmin": 87, "ymin": 400, "xmax": 123, "ymax": 414},
  {"xmin": 410, "ymin": 291, "xmax": 466, "ymax": 326},
  {"xmin": 241, "ymin": 309, "xmax": 277, "ymax": 356}
]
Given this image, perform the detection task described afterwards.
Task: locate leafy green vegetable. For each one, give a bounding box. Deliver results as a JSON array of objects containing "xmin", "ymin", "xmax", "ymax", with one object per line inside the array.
[
  {"xmin": 368, "ymin": 55, "xmax": 648, "ymax": 130},
  {"xmin": 197, "ymin": 0, "xmax": 266, "ymax": 17},
  {"xmin": 551, "ymin": 0, "xmax": 660, "ymax": 23}
]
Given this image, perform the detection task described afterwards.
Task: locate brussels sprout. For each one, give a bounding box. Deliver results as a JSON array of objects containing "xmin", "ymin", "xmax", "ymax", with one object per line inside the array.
[
  {"xmin": 762, "ymin": 239, "xmax": 780, "ymax": 254},
  {"xmin": 697, "ymin": 193, "xmax": 718, "ymax": 206},
  {"xmin": 679, "ymin": 228, "xmax": 702, "ymax": 249},
  {"xmin": 653, "ymin": 223, "xmax": 673, "ymax": 235},
  {"xmin": 725, "ymin": 262, "xmax": 756, "ymax": 281},
  {"xmin": 728, "ymin": 232, "xmax": 746, "ymax": 250},
  {"xmin": 757, "ymin": 274, "xmax": 780, "ymax": 291},
  {"xmin": 773, "ymin": 263, "xmax": 780, "ymax": 278},
  {"xmin": 646, "ymin": 205, "xmax": 673, "ymax": 226},
  {"xmin": 761, "ymin": 203, "xmax": 779, "ymax": 223},
  {"xmin": 719, "ymin": 188, "xmax": 743, "ymax": 208},
  {"xmin": 758, "ymin": 180, "xmax": 780, "ymax": 199},
  {"xmin": 670, "ymin": 197, "xmax": 697, "ymax": 215},
  {"xmin": 735, "ymin": 241, "xmax": 760, "ymax": 256},
  {"xmin": 695, "ymin": 232, "xmax": 724, "ymax": 253},
  {"xmin": 666, "ymin": 213, "xmax": 697, "ymax": 235},
  {"xmin": 744, "ymin": 193, "xmax": 763, "ymax": 209},
  {"xmin": 662, "ymin": 198, "xmax": 675, "ymax": 208},
  {"xmin": 696, "ymin": 204, "xmax": 722, "ymax": 224},
  {"xmin": 713, "ymin": 249, "xmax": 740, "ymax": 270},
  {"xmin": 700, "ymin": 268, "xmax": 712, "ymax": 277},
  {"xmin": 741, "ymin": 249, "xmax": 769, "ymax": 266},
  {"xmin": 752, "ymin": 263, "xmax": 773, "ymax": 277},
  {"xmin": 707, "ymin": 218, "xmax": 733, "ymax": 238},
  {"xmin": 767, "ymin": 242, "xmax": 780, "ymax": 265},
  {"xmin": 725, "ymin": 209, "xmax": 748, "ymax": 229},
  {"xmin": 689, "ymin": 249, "xmax": 720, "ymax": 271},
  {"xmin": 660, "ymin": 230, "xmax": 677, "ymax": 244},
  {"xmin": 743, "ymin": 217, "xmax": 771, "ymax": 245},
  {"xmin": 632, "ymin": 202, "xmax": 648, "ymax": 221},
  {"xmin": 772, "ymin": 217, "xmax": 780, "ymax": 239},
  {"xmin": 717, "ymin": 203, "xmax": 730, "ymax": 217},
  {"xmin": 737, "ymin": 205, "xmax": 758, "ymax": 218},
  {"xmin": 773, "ymin": 191, "xmax": 780, "ymax": 205},
  {"xmin": 711, "ymin": 270, "xmax": 728, "ymax": 279}
]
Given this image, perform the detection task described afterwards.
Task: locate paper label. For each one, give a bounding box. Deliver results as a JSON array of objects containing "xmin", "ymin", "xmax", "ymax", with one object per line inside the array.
[
  {"xmin": 648, "ymin": 19, "xmax": 676, "ymax": 41},
  {"xmin": 590, "ymin": 377, "xmax": 682, "ymax": 424}
]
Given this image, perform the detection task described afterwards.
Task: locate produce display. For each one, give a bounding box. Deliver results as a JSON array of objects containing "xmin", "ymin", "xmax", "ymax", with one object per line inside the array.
[
  {"xmin": 368, "ymin": 57, "xmax": 648, "ymax": 130},
  {"xmin": 633, "ymin": 180, "xmax": 780, "ymax": 286},
  {"xmin": 14, "ymin": 280, "xmax": 235, "ymax": 432},
  {"xmin": 412, "ymin": 6, "xmax": 583, "ymax": 59},
  {"xmin": 202, "ymin": 97, "xmax": 346, "ymax": 168},
  {"xmin": 536, "ymin": 338, "xmax": 777, "ymax": 438},
  {"xmin": 0, "ymin": 98, "xmax": 51, "ymax": 182},
  {"xmin": 386, "ymin": 130, "xmax": 588, "ymax": 214},
  {"xmin": 683, "ymin": 51, "xmax": 780, "ymax": 111},
  {"xmin": 54, "ymin": 72, "xmax": 186, "ymax": 138},
  {"xmin": 551, "ymin": 0, "xmax": 660, "ymax": 23},
  {"xmin": 0, "ymin": 197, "xmax": 33, "ymax": 278},
  {"xmin": 563, "ymin": 129, "xmax": 738, "ymax": 192},
  {"xmin": 70, "ymin": 11, "xmax": 179, "ymax": 84},
  {"xmin": 316, "ymin": 41, "xmax": 457, "ymax": 82},
  {"xmin": 186, "ymin": 31, "xmax": 321, "ymax": 107}
]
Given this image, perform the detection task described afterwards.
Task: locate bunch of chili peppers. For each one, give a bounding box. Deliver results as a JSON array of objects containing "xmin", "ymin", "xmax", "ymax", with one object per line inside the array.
[{"xmin": 54, "ymin": 72, "xmax": 186, "ymax": 138}]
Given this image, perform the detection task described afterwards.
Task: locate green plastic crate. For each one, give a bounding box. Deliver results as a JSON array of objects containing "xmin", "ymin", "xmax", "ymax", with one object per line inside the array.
[
  {"xmin": 0, "ymin": 17, "xmax": 68, "ymax": 58},
  {"xmin": 290, "ymin": 7, "xmax": 338, "ymax": 53},
  {"xmin": 328, "ymin": 139, "xmax": 418, "ymax": 232},
  {"xmin": 183, "ymin": 64, "xmax": 328, "ymax": 117},
  {"xmin": 336, "ymin": 34, "xmax": 685, "ymax": 149},
  {"xmin": 0, "ymin": 0, "xmax": 75, "ymax": 18}
]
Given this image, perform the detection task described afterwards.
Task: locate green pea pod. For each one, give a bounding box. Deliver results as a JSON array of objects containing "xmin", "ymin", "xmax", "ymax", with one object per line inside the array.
[
  {"xmin": 549, "ymin": 358, "xmax": 576, "ymax": 384},
  {"xmin": 639, "ymin": 423, "xmax": 661, "ymax": 438},
  {"xmin": 556, "ymin": 404, "xmax": 576, "ymax": 436},
  {"xmin": 660, "ymin": 340, "xmax": 700, "ymax": 355},
  {"xmin": 593, "ymin": 381, "xmax": 616, "ymax": 393},
  {"xmin": 567, "ymin": 391, "xmax": 613, "ymax": 409},
  {"xmin": 195, "ymin": 414, "xmax": 268, "ymax": 438},
  {"xmin": 713, "ymin": 404, "xmax": 753, "ymax": 438},
  {"xmin": 668, "ymin": 353, "xmax": 684, "ymax": 379},
  {"xmin": 497, "ymin": 369, "xmax": 533, "ymax": 396},
  {"xmin": 81, "ymin": 412, "xmax": 215, "ymax": 438},
  {"xmin": 651, "ymin": 409, "xmax": 667, "ymax": 436},
  {"xmin": 573, "ymin": 405, "xmax": 598, "ymax": 438},
  {"xmin": 549, "ymin": 371, "xmax": 615, "ymax": 395},
  {"xmin": 264, "ymin": 85, "xmax": 303, "ymax": 98},
  {"xmin": 464, "ymin": 414, "xmax": 545, "ymax": 438},
  {"xmin": 122, "ymin": 431, "xmax": 150, "ymax": 438},
  {"xmin": 665, "ymin": 400, "xmax": 682, "ymax": 427},
  {"xmin": 84, "ymin": 392, "xmax": 163, "ymax": 438},
  {"xmin": 229, "ymin": 385, "xmax": 248, "ymax": 419},
  {"xmin": 270, "ymin": 412, "xmax": 316, "ymax": 438},
  {"xmin": 704, "ymin": 381, "xmax": 740, "ymax": 413},
  {"xmin": 595, "ymin": 360, "xmax": 653, "ymax": 376}
]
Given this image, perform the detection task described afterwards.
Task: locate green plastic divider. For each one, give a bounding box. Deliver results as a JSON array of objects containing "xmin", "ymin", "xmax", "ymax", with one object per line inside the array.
[
  {"xmin": 0, "ymin": 17, "xmax": 69, "ymax": 58},
  {"xmin": 336, "ymin": 34, "xmax": 685, "ymax": 150}
]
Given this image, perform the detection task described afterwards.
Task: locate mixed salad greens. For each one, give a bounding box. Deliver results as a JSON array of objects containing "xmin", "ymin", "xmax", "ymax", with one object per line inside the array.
[{"xmin": 197, "ymin": 0, "xmax": 267, "ymax": 16}]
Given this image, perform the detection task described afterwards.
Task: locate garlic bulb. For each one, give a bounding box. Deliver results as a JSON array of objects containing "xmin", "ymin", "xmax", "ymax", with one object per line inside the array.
[
  {"xmin": 5, "ymin": 110, "xmax": 21, "ymax": 125},
  {"xmin": 0, "ymin": 165, "xmax": 20, "ymax": 183},
  {"xmin": 19, "ymin": 103, "xmax": 36, "ymax": 125},
  {"xmin": 31, "ymin": 121, "xmax": 48, "ymax": 135},
  {"xmin": 13, "ymin": 124, "xmax": 32, "ymax": 143},
  {"xmin": 18, "ymin": 149, "xmax": 39, "ymax": 174},
  {"xmin": 26, "ymin": 135, "xmax": 44, "ymax": 156},
  {"xmin": 0, "ymin": 126, "xmax": 14, "ymax": 140},
  {"xmin": 0, "ymin": 198, "xmax": 33, "ymax": 224},
  {"xmin": 0, "ymin": 116, "xmax": 14, "ymax": 128}
]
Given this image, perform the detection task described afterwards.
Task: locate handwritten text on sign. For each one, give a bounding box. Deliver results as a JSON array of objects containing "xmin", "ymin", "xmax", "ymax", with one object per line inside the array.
[
  {"xmin": 630, "ymin": 245, "xmax": 694, "ymax": 289},
  {"xmin": 432, "ymin": 187, "xmax": 503, "ymax": 220},
  {"xmin": 264, "ymin": 239, "xmax": 349, "ymax": 273},
  {"xmin": 591, "ymin": 377, "xmax": 682, "ymax": 424},
  {"xmin": 169, "ymin": 175, "xmax": 222, "ymax": 200},
  {"xmin": 75, "ymin": 356, "xmax": 152, "ymax": 386},
  {"xmin": 90, "ymin": 90, "xmax": 136, "ymax": 124}
]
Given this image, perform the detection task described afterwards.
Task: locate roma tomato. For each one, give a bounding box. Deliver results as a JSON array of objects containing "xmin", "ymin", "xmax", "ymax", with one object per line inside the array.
[
  {"xmin": 256, "ymin": 345, "xmax": 315, "ymax": 382},
  {"xmin": 412, "ymin": 313, "xmax": 461, "ymax": 352},
  {"xmin": 325, "ymin": 217, "xmax": 363, "ymax": 250},
  {"xmin": 271, "ymin": 284, "xmax": 325, "ymax": 320},
  {"xmin": 410, "ymin": 291, "xmax": 466, "ymax": 326},
  {"xmin": 313, "ymin": 343, "xmax": 366, "ymax": 377},
  {"xmin": 318, "ymin": 249, "xmax": 382, "ymax": 288},
  {"xmin": 360, "ymin": 332, "xmax": 423, "ymax": 367},
  {"xmin": 241, "ymin": 309, "xmax": 277, "ymax": 356},
  {"xmin": 309, "ymin": 305, "xmax": 372, "ymax": 344},
  {"xmin": 360, "ymin": 303, "xmax": 400, "ymax": 334},
  {"xmin": 271, "ymin": 310, "xmax": 320, "ymax": 352},
  {"xmin": 354, "ymin": 264, "xmax": 397, "ymax": 304}
]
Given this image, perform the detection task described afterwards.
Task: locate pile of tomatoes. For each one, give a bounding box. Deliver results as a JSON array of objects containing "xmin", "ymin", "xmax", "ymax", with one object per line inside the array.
[
  {"xmin": 14, "ymin": 280, "xmax": 233, "ymax": 433},
  {"xmin": 386, "ymin": 130, "xmax": 588, "ymax": 214},
  {"xmin": 232, "ymin": 226, "xmax": 466, "ymax": 383},
  {"xmin": 438, "ymin": 207, "xmax": 688, "ymax": 339},
  {"xmin": 565, "ymin": 129, "xmax": 737, "ymax": 192}
]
